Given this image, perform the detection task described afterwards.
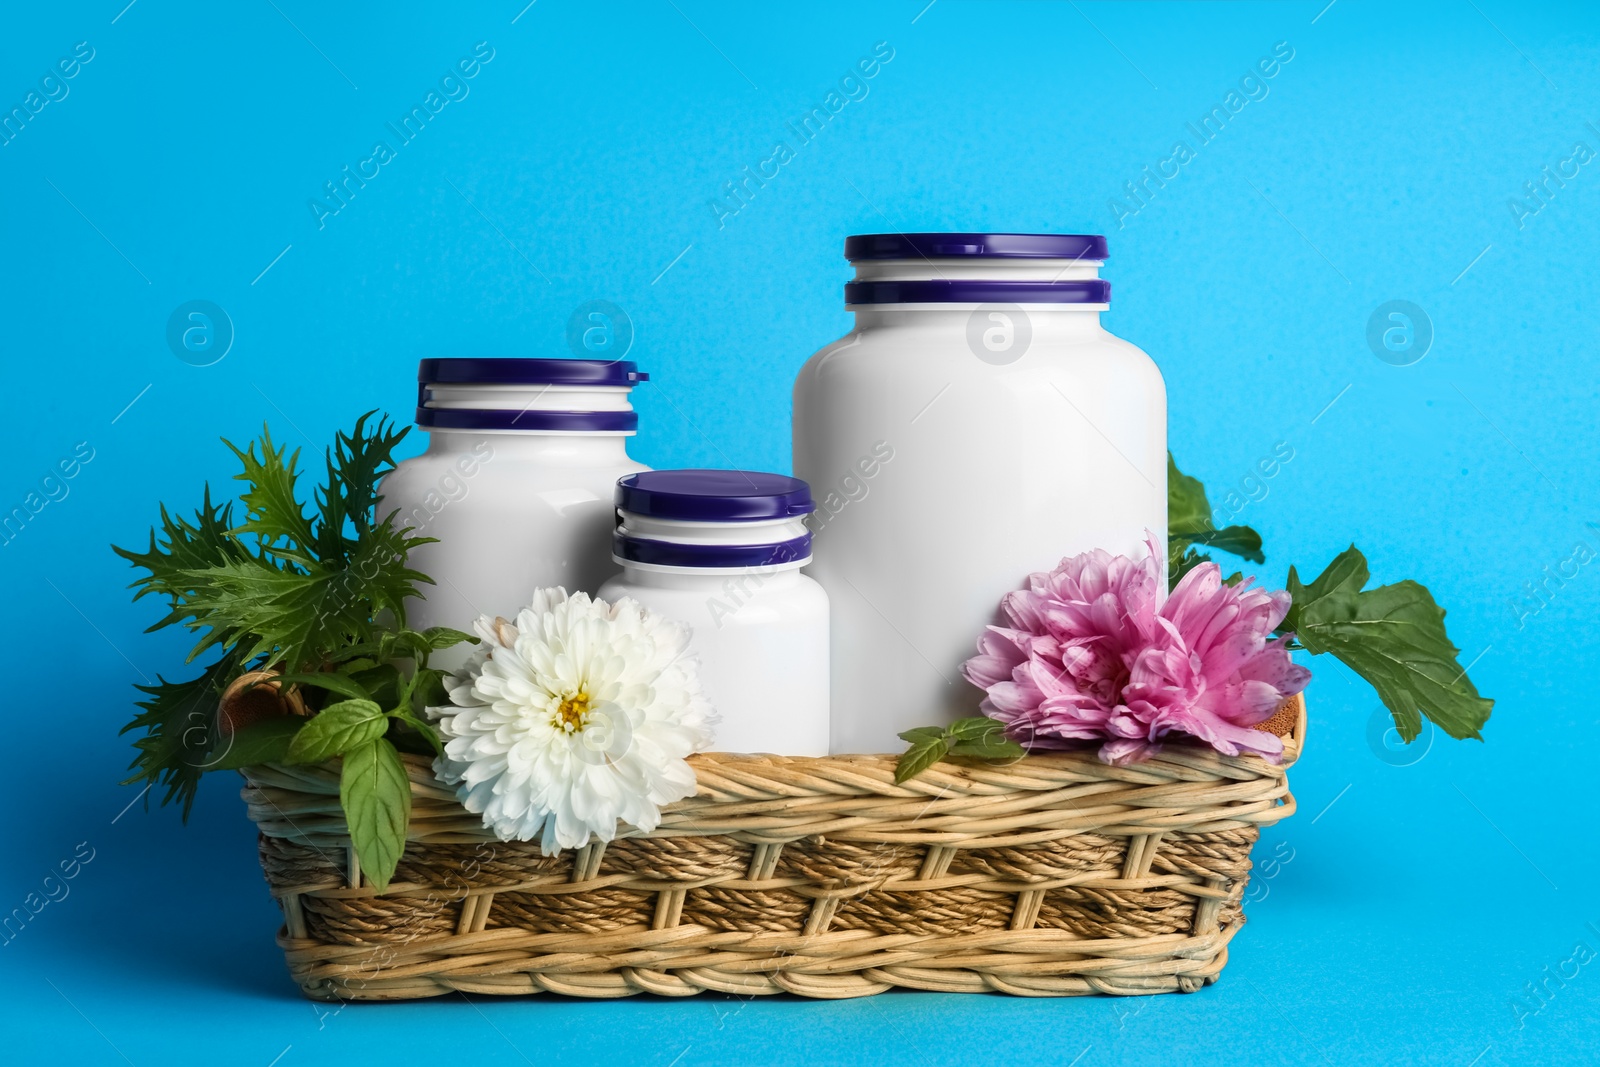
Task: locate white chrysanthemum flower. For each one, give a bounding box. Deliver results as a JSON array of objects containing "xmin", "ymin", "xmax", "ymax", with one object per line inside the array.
[{"xmin": 430, "ymin": 587, "xmax": 717, "ymax": 853}]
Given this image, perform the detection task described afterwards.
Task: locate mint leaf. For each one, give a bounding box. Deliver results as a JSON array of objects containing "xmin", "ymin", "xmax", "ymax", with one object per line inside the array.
[
  {"xmin": 894, "ymin": 735, "xmax": 950, "ymax": 784},
  {"xmin": 895, "ymin": 717, "xmax": 1025, "ymax": 781},
  {"xmin": 948, "ymin": 737, "xmax": 1025, "ymax": 760},
  {"xmin": 288, "ymin": 699, "xmax": 388, "ymax": 763},
  {"xmin": 207, "ymin": 716, "xmax": 306, "ymax": 770},
  {"xmin": 945, "ymin": 716, "xmax": 1003, "ymax": 742},
  {"xmin": 1286, "ymin": 546, "xmax": 1492, "ymax": 742},
  {"xmin": 341, "ymin": 738, "xmax": 410, "ymax": 891},
  {"xmin": 410, "ymin": 667, "xmax": 449, "ymax": 713},
  {"xmin": 946, "ymin": 717, "xmax": 1025, "ymax": 760},
  {"xmin": 391, "ymin": 707, "xmax": 444, "ymax": 757}
]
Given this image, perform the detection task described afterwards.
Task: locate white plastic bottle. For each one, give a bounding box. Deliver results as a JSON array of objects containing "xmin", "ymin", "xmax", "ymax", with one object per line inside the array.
[
  {"xmin": 597, "ymin": 470, "xmax": 829, "ymax": 756},
  {"xmin": 380, "ymin": 358, "xmax": 649, "ymax": 664},
  {"xmin": 793, "ymin": 233, "xmax": 1167, "ymax": 753}
]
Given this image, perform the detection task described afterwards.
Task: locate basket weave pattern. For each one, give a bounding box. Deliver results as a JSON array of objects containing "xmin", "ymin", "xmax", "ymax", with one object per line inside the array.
[{"xmin": 242, "ymin": 696, "xmax": 1303, "ymax": 1000}]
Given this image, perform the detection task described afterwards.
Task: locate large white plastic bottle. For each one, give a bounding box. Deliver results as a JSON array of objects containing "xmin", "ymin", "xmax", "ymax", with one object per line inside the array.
[{"xmin": 792, "ymin": 233, "xmax": 1167, "ymax": 754}]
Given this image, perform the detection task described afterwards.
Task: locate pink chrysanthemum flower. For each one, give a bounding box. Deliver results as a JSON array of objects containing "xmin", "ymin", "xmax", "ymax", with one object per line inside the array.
[
  {"xmin": 962, "ymin": 535, "xmax": 1163, "ymax": 751},
  {"xmin": 1113, "ymin": 563, "xmax": 1311, "ymax": 763},
  {"xmin": 961, "ymin": 535, "xmax": 1310, "ymax": 764}
]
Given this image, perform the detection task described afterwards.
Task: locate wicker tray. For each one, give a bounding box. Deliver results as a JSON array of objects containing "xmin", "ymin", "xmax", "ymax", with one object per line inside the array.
[{"xmin": 240, "ymin": 695, "xmax": 1304, "ymax": 1000}]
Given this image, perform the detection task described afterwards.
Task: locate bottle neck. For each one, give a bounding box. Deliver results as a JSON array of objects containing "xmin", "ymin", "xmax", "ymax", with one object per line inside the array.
[
  {"xmin": 424, "ymin": 430, "xmax": 635, "ymax": 464},
  {"xmin": 851, "ymin": 257, "xmax": 1103, "ymax": 282},
  {"xmin": 618, "ymin": 562, "xmax": 806, "ymax": 589},
  {"xmin": 852, "ymin": 306, "xmax": 1104, "ymax": 335},
  {"xmin": 848, "ymin": 256, "xmax": 1107, "ymax": 333}
]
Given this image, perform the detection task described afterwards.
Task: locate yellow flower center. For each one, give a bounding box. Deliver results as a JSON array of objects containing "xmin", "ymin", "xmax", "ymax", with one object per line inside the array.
[{"xmin": 554, "ymin": 691, "xmax": 591, "ymax": 733}]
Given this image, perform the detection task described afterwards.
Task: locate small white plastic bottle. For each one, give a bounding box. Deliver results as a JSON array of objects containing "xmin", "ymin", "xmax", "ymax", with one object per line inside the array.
[
  {"xmin": 380, "ymin": 358, "xmax": 649, "ymax": 665},
  {"xmin": 597, "ymin": 470, "xmax": 829, "ymax": 756},
  {"xmin": 793, "ymin": 233, "xmax": 1167, "ymax": 753}
]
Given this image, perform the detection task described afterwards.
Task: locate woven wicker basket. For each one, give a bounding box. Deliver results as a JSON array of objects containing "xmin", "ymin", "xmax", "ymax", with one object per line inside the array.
[{"xmin": 240, "ymin": 695, "xmax": 1304, "ymax": 1001}]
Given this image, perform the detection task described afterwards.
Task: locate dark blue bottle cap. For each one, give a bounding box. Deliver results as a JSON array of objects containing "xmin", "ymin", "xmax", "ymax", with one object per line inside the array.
[
  {"xmin": 416, "ymin": 408, "xmax": 638, "ymax": 432},
  {"xmin": 615, "ymin": 470, "xmax": 813, "ymax": 522},
  {"xmin": 844, "ymin": 233, "xmax": 1107, "ymax": 262},
  {"xmin": 844, "ymin": 279, "xmax": 1110, "ymax": 305},
  {"xmin": 613, "ymin": 532, "xmax": 812, "ymax": 569},
  {"xmin": 418, "ymin": 358, "xmax": 647, "ymax": 386}
]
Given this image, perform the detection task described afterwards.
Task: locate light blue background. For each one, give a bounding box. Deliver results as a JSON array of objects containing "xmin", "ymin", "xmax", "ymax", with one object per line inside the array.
[{"xmin": 3, "ymin": 1, "xmax": 1597, "ymax": 1064}]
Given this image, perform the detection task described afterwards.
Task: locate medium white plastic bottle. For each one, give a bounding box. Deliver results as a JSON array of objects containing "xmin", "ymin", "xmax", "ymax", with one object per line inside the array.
[
  {"xmin": 792, "ymin": 233, "xmax": 1167, "ymax": 754},
  {"xmin": 597, "ymin": 470, "xmax": 829, "ymax": 756},
  {"xmin": 380, "ymin": 358, "xmax": 649, "ymax": 665}
]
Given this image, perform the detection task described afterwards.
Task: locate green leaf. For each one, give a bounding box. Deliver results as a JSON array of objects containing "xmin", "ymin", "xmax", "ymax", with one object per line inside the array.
[
  {"xmin": 340, "ymin": 738, "xmax": 411, "ymax": 891},
  {"xmin": 948, "ymin": 737, "xmax": 1026, "ymax": 760},
  {"xmin": 226, "ymin": 426, "xmax": 316, "ymax": 560},
  {"xmin": 410, "ymin": 666, "xmax": 449, "ymax": 713},
  {"xmin": 946, "ymin": 716, "xmax": 1007, "ymax": 742},
  {"xmin": 1185, "ymin": 524, "xmax": 1265, "ymax": 564},
  {"xmin": 896, "ymin": 726, "xmax": 946, "ymax": 744},
  {"xmin": 112, "ymin": 488, "xmax": 249, "ymax": 634},
  {"xmin": 207, "ymin": 716, "xmax": 307, "ymax": 771},
  {"xmin": 422, "ymin": 626, "xmax": 476, "ymax": 650},
  {"xmin": 894, "ymin": 735, "xmax": 950, "ymax": 784},
  {"xmin": 391, "ymin": 707, "xmax": 444, "ymax": 757},
  {"xmin": 1166, "ymin": 454, "xmax": 1266, "ymax": 591},
  {"xmin": 1285, "ymin": 546, "xmax": 1492, "ymax": 742},
  {"xmin": 314, "ymin": 412, "xmax": 411, "ymax": 560},
  {"xmin": 274, "ymin": 669, "xmax": 372, "ymax": 703},
  {"xmin": 287, "ymin": 699, "xmax": 388, "ymax": 763},
  {"xmin": 172, "ymin": 558, "xmax": 376, "ymax": 672},
  {"xmin": 945, "ymin": 716, "xmax": 1025, "ymax": 760},
  {"xmin": 1167, "ymin": 452, "xmax": 1214, "ymax": 533},
  {"xmin": 114, "ymin": 413, "xmax": 447, "ymax": 825},
  {"xmin": 117, "ymin": 652, "xmax": 243, "ymax": 818}
]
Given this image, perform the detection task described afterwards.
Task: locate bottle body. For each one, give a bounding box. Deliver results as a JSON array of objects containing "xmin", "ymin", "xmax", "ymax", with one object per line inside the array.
[
  {"xmin": 794, "ymin": 245, "xmax": 1166, "ymax": 754},
  {"xmin": 598, "ymin": 564, "xmax": 830, "ymax": 756},
  {"xmin": 383, "ymin": 432, "xmax": 646, "ymax": 642}
]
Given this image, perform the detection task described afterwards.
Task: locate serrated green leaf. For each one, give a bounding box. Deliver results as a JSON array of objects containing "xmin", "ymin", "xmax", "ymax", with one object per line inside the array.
[
  {"xmin": 1286, "ymin": 546, "xmax": 1492, "ymax": 742},
  {"xmin": 114, "ymin": 413, "xmax": 448, "ymax": 823},
  {"xmin": 315, "ymin": 411, "xmax": 411, "ymax": 560},
  {"xmin": 173, "ymin": 558, "xmax": 375, "ymax": 672},
  {"xmin": 340, "ymin": 738, "xmax": 410, "ymax": 891},
  {"xmin": 894, "ymin": 736, "xmax": 950, "ymax": 784},
  {"xmin": 117, "ymin": 651, "xmax": 243, "ymax": 818},
  {"xmin": 206, "ymin": 716, "xmax": 307, "ymax": 771},
  {"xmin": 287, "ymin": 699, "xmax": 388, "ymax": 763},
  {"xmin": 896, "ymin": 726, "xmax": 946, "ymax": 744},
  {"xmin": 226, "ymin": 426, "xmax": 316, "ymax": 560}
]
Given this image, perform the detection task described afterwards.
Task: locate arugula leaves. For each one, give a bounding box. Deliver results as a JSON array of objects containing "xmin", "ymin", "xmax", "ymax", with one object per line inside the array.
[
  {"xmin": 114, "ymin": 413, "xmax": 472, "ymax": 887},
  {"xmin": 1286, "ymin": 546, "xmax": 1491, "ymax": 742},
  {"xmin": 894, "ymin": 717, "xmax": 1024, "ymax": 783}
]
